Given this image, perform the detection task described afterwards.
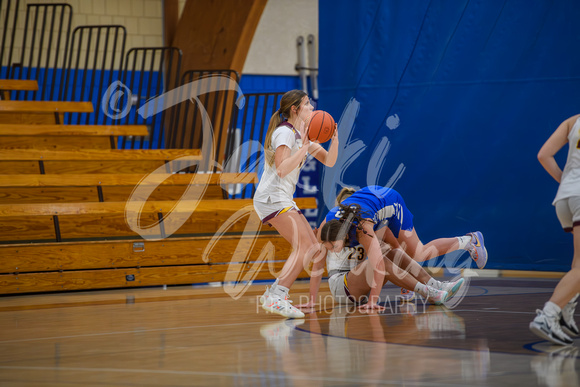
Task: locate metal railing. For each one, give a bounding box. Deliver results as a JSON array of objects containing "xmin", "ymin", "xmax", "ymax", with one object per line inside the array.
[
  {"xmin": 116, "ymin": 47, "xmax": 183, "ymax": 149},
  {"xmin": 4, "ymin": 3, "xmax": 72, "ymax": 101},
  {"xmin": 0, "ymin": 0, "xmax": 20, "ymax": 75},
  {"xmin": 225, "ymin": 92, "xmax": 284, "ymax": 199},
  {"xmin": 0, "ymin": 0, "xmax": 20, "ymax": 79},
  {"xmin": 60, "ymin": 25, "xmax": 126, "ymax": 124},
  {"xmin": 167, "ymin": 69, "xmax": 240, "ymax": 171}
]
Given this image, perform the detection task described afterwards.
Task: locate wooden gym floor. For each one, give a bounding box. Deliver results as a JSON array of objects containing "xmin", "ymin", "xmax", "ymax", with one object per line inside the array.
[{"xmin": 0, "ymin": 275, "xmax": 577, "ymax": 386}]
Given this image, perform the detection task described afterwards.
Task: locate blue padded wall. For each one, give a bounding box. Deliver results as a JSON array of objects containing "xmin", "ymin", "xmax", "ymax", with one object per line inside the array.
[{"xmin": 318, "ymin": 0, "xmax": 580, "ymax": 271}]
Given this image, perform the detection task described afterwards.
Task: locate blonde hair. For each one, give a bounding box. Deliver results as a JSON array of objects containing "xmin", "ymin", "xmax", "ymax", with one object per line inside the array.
[
  {"xmin": 264, "ymin": 89, "xmax": 308, "ymax": 166},
  {"xmin": 335, "ymin": 187, "xmax": 356, "ymax": 206}
]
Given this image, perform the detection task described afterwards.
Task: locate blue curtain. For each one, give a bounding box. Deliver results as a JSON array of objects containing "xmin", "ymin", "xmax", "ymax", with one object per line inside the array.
[{"xmin": 318, "ymin": 0, "xmax": 580, "ymax": 270}]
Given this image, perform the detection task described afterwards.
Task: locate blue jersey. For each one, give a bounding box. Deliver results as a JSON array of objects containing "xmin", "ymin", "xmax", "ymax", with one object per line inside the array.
[{"xmin": 325, "ymin": 186, "xmax": 414, "ymax": 245}]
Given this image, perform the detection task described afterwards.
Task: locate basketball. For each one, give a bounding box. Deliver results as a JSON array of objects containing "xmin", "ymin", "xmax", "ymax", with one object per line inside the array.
[{"xmin": 307, "ymin": 110, "xmax": 336, "ymax": 143}]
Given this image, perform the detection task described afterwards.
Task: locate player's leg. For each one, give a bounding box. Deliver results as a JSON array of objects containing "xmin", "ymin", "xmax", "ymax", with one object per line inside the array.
[
  {"xmin": 272, "ymin": 210, "xmax": 319, "ymax": 287},
  {"xmin": 530, "ymin": 199, "xmax": 579, "ymax": 344},
  {"xmin": 385, "ymin": 247, "xmax": 465, "ymax": 300},
  {"xmin": 376, "ymin": 227, "xmax": 464, "ymax": 301},
  {"xmin": 529, "ymin": 267, "xmax": 579, "ymax": 345},
  {"xmin": 552, "ymin": 218, "xmax": 580, "ymax": 337},
  {"xmin": 398, "ymin": 228, "xmax": 460, "ymax": 263},
  {"xmin": 344, "ymin": 255, "xmax": 448, "ymax": 305},
  {"xmin": 556, "ymin": 198, "xmax": 580, "ymax": 335},
  {"xmin": 262, "ymin": 210, "xmax": 319, "ymax": 318},
  {"xmin": 399, "ymin": 227, "xmax": 487, "ymax": 270},
  {"xmin": 570, "ymin": 197, "xmax": 580, "ymax": 269}
]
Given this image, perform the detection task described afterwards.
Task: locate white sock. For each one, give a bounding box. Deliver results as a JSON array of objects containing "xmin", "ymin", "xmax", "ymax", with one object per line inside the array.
[
  {"xmin": 270, "ymin": 278, "xmax": 279, "ymax": 290},
  {"xmin": 544, "ymin": 301, "xmax": 562, "ymax": 317},
  {"xmin": 271, "ymin": 284, "xmax": 289, "ymax": 298},
  {"xmin": 414, "ymin": 283, "xmax": 428, "ymax": 298},
  {"xmin": 456, "ymin": 236, "xmax": 471, "ymax": 250},
  {"xmin": 570, "ymin": 293, "xmax": 580, "ymax": 304},
  {"xmin": 427, "ymin": 278, "xmax": 441, "ymax": 289}
]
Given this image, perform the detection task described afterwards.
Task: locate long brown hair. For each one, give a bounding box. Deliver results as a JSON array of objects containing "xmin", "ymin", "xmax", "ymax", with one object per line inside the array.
[
  {"xmin": 320, "ymin": 203, "xmax": 373, "ymax": 245},
  {"xmin": 263, "ymin": 89, "xmax": 308, "ymax": 166}
]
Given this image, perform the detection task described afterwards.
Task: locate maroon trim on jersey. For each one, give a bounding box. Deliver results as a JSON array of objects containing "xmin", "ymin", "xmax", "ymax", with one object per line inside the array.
[
  {"xmin": 278, "ymin": 121, "xmax": 301, "ymax": 141},
  {"xmin": 261, "ymin": 207, "xmax": 303, "ymax": 226}
]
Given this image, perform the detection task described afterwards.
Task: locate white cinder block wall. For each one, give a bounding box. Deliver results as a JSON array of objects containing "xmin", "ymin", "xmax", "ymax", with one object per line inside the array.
[{"xmin": 1, "ymin": 0, "xmax": 317, "ymax": 76}]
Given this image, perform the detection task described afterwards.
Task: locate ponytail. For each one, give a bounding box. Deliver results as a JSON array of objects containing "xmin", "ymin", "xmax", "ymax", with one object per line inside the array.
[
  {"xmin": 262, "ymin": 90, "xmax": 307, "ymax": 166},
  {"xmin": 264, "ymin": 110, "xmax": 283, "ymax": 166}
]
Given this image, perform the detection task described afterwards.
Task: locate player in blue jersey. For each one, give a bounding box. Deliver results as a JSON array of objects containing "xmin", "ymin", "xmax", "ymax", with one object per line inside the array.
[{"xmin": 298, "ymin": 186, "xmax": 487, "ymax": 311}]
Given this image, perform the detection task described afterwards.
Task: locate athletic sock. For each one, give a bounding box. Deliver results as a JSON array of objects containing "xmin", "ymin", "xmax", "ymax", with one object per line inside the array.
[
  {"xmin": 456, "ymin": 236, "xmax": 471, "ymax": 250},
  {"xmin": 414, "ymin": 283, "xmax": 428, "ymax": 298},
  {"xmin": 427, "ymin": 278, "xmax": 442, "ymax": 289},
  {"xmin": 271, "ymin": 284, "xmax": 289, "ymax": 298},
  {"xmin": 544, "ymin": 301, "xmax": 562, "ymax": 317}
]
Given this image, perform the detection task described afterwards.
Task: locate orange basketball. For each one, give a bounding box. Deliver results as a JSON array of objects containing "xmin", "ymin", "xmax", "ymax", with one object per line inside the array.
[{"xmin": 307, "ymin": 110, "xmax": 336, "ymax": 143}]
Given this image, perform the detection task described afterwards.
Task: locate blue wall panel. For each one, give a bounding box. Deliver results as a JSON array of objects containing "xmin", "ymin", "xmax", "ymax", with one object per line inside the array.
[
  {"xmin": 238, "ymin": 75, "xmax": 301, "ymax": 95},
  {"xmin": 318, "ymin": 0, "xmax": 580, "ymax": 271}
]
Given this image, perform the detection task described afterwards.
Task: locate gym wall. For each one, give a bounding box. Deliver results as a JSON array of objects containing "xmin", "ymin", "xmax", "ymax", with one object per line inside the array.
[{"xmin": 317, "ymin": 0, "xmax": 580, "ymax": 271}]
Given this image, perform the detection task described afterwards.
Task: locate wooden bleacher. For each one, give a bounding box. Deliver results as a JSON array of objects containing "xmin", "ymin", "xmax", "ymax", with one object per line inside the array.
[
  {"xmin": 0, "ymin": 172, "xmax": 256, "ymax": 204},
  {"xmin": 0, "ymin": 149, "xmax": 202, "ymax": 174},
  {"xmin": 0, "ymin": 236, "xmax": 299, "ymax": 294},
  {"xmin": 0, "ymin": 79, "xmax": 39, "ymax": 91},
  {"xmin": 0, "ymin": 196, "xmax": 316, "ymax": 241},
  {"xmin": 0, "ymin": 100, "xmax": 94, "ymax": 124},
  {"xmin": 0, "ymin": 124, "xmax": 149, "ymax": 149},
  {"xmin": 0, "ymin": 98, "xmax": 318, "ymax": 295},
  {"xmin": 0, "ymin": 193, "xmax": 315, "ymax": 293},
  {"xmin": 0, "ymin": 79, "xmax": 39, "ymax": 100}
]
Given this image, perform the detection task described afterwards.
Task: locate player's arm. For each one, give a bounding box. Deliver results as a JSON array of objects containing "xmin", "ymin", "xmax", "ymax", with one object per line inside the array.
[
  {"xmin": 538, "ymin": 114, "xmax": 579, "ymax": 183},
  {"xmin": 275, "ymin": 143, "xmax": 309, "ymax": 178},
  {"xmin": 307, "ymin": 125, "xmax": 339, "ymax": 166}
]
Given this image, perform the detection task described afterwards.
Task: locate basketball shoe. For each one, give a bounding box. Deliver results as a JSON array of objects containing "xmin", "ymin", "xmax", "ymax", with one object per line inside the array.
[
  {"xmin": 422, "ymin": 287, "xmax": 448, "ymax": 306},
  {"xmin": 529, "ymin": 309, "xmax": 573, "ymax": 346},
  {"xmin": 399, "ymin": 288, "xmax": 415, "ymax": 302},
  {"xmin": 466, "ymin": 231, "xmax": 488, "ymax": 269},
  {"xmin": 561, "ymin": 299, "xmax": 580, "ymax": 337},
  {"xmin": 438, "ymin": 278, "xmax": 465, "ymax": 300},
  {"xmin": 262, "ymin": 293, "xmax": 305, "ymax": 319},
  {"xmin": 259, "ymin": 286, "xmax": 270, "ymax": 305}
]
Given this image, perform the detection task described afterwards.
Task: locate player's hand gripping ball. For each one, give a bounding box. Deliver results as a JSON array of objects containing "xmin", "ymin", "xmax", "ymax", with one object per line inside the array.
[{"xmin": 307, "ymin": 110, "xmax": 336, "ymax": 143}]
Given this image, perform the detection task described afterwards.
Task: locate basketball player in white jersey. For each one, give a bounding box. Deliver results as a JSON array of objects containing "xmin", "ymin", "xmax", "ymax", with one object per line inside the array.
[
  {"xmin": 253, "ymin": 89, "xmax": 339, "ymax": 318},
  {"xmin": 530, "ymin": 114, "xmax": 580, "ymax": 345}
]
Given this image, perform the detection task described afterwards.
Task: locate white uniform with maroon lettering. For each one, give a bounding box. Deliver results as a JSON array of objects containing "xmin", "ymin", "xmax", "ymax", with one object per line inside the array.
[
  {"xmin": 253, "ymin": 122, "xmax": 307, "ymax": 222},
  {"xmin": 327, "ymin": 244, "xmax": 366, "ymax": 304}
]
